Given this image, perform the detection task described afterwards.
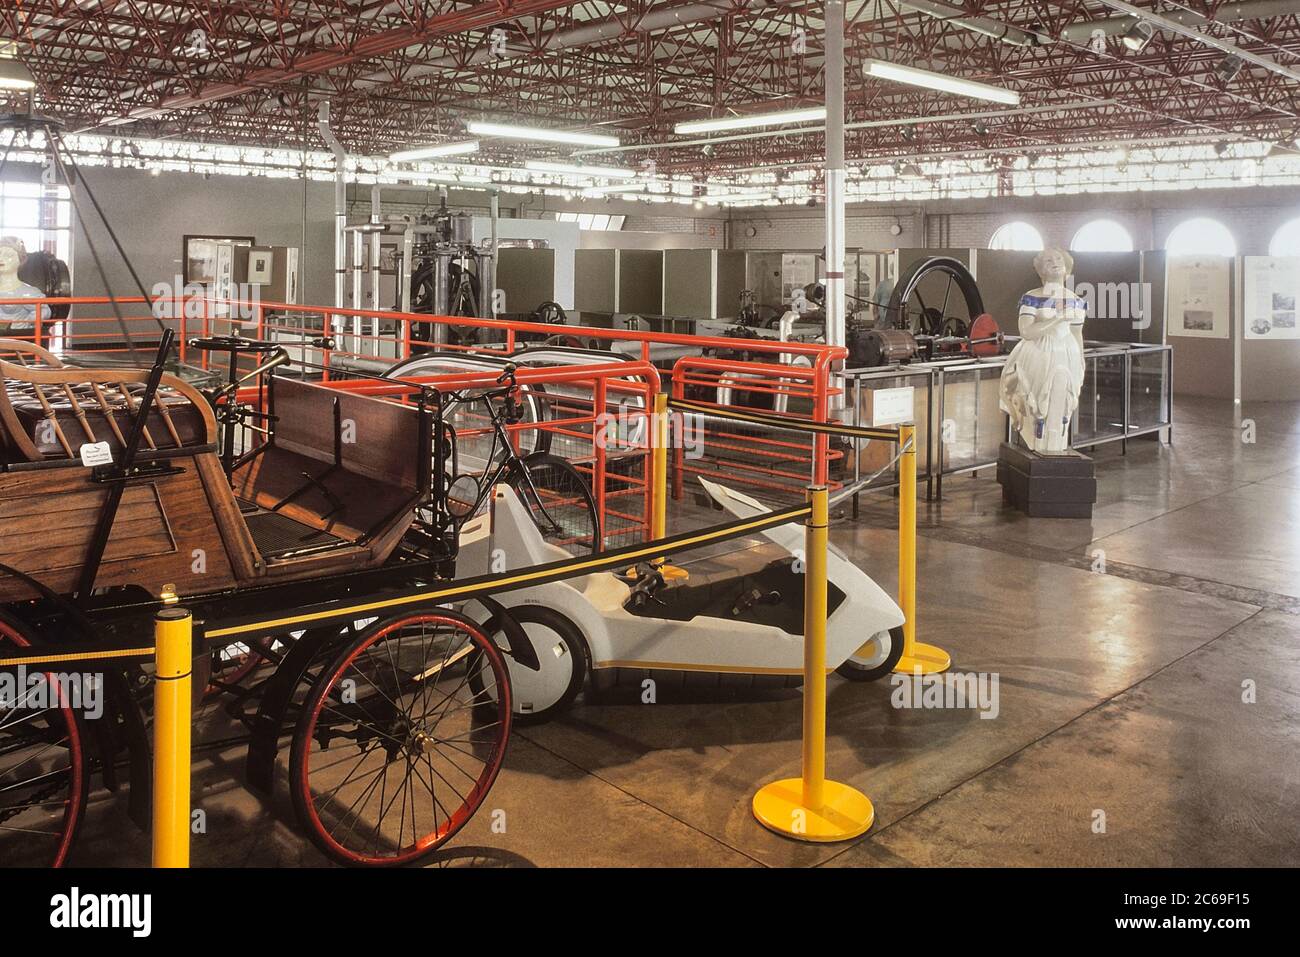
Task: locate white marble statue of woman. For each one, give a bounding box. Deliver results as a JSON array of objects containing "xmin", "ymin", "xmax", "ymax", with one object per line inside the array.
[
  {"xmin": 0, "ymin": 238, "xmax": 49, "ymax": 338},
  {"xmin": 998, "ymin": 247, "xmax": 1086, "ymax": 453}
]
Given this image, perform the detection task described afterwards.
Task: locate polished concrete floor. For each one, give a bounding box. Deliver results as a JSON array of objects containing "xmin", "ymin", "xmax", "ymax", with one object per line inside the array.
[{"xmin": 56, "ymin": 396, "xmax": 1300, "ymax": 867}]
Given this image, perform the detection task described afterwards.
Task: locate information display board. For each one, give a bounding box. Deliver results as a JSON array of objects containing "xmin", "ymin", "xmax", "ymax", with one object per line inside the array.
[
  {"xmin": 1165, "ymin": 255, "xmax": 1231, "ymax": 339},
  {"xmin": 1243, "ymin": 256, "xmax": 1300, "ymax": 340}
]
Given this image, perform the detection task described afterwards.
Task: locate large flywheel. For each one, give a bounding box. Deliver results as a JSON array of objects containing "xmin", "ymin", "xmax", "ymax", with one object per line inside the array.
[{"xmin": 884, "ymin": 256, "xmax": 984, "ymax": 339}]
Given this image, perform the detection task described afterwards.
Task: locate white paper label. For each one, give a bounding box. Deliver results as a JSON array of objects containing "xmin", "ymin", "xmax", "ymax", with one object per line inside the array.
[
  {"xmin": 871, "ymin": 387, "xmax": 914, "ymax": 427},
  {"xmin": 79, "ymin": 442, "xmax": 113, "ymax": 467}
]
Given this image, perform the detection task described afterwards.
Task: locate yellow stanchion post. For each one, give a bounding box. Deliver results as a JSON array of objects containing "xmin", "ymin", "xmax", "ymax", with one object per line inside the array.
[
  {"xmin": 652, "ymin": 392, "xmax": 668, "ymax": 544},
  {"xmin": 753, "ymin": 486, "xmax": 874, "ymax": 842},
  {"xmin": 152, "ymin": 607, "xmax": 193, "ymax": 868},
  {"xmin": 642, "ymin": 392, "xmax": 687, "ymax": 581},
  {"xmin": 892, "ymin": 423, "xmax": 950, "ymax": 675}
]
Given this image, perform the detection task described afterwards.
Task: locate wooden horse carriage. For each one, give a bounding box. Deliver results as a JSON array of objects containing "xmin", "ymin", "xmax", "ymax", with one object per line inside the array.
[{"xmin": 0, "ymin": 334, "xmax": 540, "ymax": 867}]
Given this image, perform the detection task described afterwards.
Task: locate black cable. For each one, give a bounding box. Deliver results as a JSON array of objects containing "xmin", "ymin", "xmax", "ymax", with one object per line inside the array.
[
  {"xmin": 41, "ymin": 126, "xmax": 143, "ymax": 363},
  {"xmin": 49, "ymin": 127, "xmax": 161, "ymax": 326}
]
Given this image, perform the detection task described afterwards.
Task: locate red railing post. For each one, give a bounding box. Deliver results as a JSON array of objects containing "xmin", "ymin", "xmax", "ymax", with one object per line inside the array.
[{"xmin": 593, "ymin": 376, "xmax": 607, "ymax": 545}]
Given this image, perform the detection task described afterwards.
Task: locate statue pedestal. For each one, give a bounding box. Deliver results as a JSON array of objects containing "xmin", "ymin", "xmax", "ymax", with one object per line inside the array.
[{"xmin": 997, "ymin": 443, "xmax": 1095, "ymax": 519}]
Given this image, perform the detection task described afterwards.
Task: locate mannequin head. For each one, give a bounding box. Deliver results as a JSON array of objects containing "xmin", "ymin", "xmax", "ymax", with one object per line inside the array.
[
  {"xmin": 0, "ymin": 239, "xmax": 24, "ymax": 279},
  {"xmin": 1033, "ymin": 247, "xmax": 1072, "ymax": 285}
]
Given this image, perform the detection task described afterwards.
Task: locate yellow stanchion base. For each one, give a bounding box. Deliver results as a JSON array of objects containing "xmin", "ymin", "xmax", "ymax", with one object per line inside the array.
[
  {"xmin": 752, "ymin": 778, "xmax": 874, "ymax": 843},
  {"xmin": 622, "ymin": 564, "xmax": 690, "ymax": 582},
  {"xmin": 893, "ymin": 640, "xmax": 951, "ymax": 675}
]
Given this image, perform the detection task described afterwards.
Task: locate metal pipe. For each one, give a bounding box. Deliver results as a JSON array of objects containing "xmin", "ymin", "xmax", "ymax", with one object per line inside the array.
[
  {"xmin": 487, "ymin": 189, "xmax": 499, "ymax": 318},
  {"xmin": 354, "ymin": 0, "xmax": 778, "ymax": 86},
  {"xmin": 370, "ymin": 183, "xmax": 382, "ymax": 312},
  {"xmin": 317, "ymin": 100, "xmax": 347, "ymax": 312},
  {"xmin": 897, "ymin": 0, "xmax": 1046, "ymax": 47},
  {"xmin": 1061, "ymin": 0, "xmax": 1300, "ymax": 41},
  {"xmin": 825, "ymin": 0, "xmax": 846, "ymax": 413},
  {"xmin": 1086, "ymin": 0, "xmax": 1300, "ymax": 82}
]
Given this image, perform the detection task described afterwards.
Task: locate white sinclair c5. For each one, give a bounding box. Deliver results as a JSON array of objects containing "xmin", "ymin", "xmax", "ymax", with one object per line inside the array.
[{"xmin": 461, "ymin": 480, "xmax": 906, "ymax": 721}]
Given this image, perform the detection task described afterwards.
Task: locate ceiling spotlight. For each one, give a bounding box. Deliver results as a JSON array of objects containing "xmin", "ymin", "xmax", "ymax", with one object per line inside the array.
[
  {"xmin": 1121, "ymin": 19, "xmax": 1154, "ymax": 53},
  {"xmin": 1214, "ymin": 54, "xmax": 1244, "ymax": 85},
  {"xmin": 901, "ymin": 127, "xmax": 916, "ymax": 142},
  {"xmin": 899, "ymin": 162, "xmax": 924, "ymax": 178},
  {"xmin": 971, "ymin": 121, "xmax": 989, "ymax": 137},
  {"xmin": 1213, "ymin": 140, "xmax": 1231, "ymax": 157}
]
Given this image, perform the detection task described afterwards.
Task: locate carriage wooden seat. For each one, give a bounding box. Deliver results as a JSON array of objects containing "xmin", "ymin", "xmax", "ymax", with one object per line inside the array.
[
  {"xmin": 232, "ymin": 376, "xmax": 427, "ymax": 561},
  {"xmin": 0, "ymin": 344, "xmax": 213, "ymax": 463}
]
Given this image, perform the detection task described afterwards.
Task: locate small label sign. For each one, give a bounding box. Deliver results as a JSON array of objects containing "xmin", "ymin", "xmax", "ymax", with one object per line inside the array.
[
  {"xmin": 79, "ymin": 442, "xmax": 113, "ymax": 467},
  {"xmin": 872, "ymin": 387, "xmax": 915, "ymax": 427}
]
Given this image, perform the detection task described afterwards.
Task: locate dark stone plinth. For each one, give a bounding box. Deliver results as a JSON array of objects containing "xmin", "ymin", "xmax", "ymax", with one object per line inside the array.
[{"xmin": 996, "ymin": 442, "xmax": 1096, "ymax": 519}]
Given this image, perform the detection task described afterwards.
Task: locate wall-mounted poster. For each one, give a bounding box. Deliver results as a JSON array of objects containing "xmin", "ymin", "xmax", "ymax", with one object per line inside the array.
[
  {"xmin": 1165, "ymin": 255, "xmax": 1231, "ymax": 339},
  {"xmin": 183, "ymin": 235, "xmax": 254, "ymax": 286},
  {"xmin": 1243, "ymin": 256, "xmax": 1300, "ymax": 339}
]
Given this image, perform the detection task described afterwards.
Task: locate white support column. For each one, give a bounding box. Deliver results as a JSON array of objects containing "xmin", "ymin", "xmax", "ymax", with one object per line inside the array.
[{"xmin": 825, "ymin": 0, "xmax": 847, "ymax": 412}]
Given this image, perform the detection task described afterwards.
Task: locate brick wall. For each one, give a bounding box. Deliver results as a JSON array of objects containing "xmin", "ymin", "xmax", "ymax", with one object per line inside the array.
[
  {"xmin": 726, "ymin": 198, "xmax": 1300, "ymax": 255},
  {"xmin": 621, "ymin": 214, "xmax": 727, "ymax": 247}
]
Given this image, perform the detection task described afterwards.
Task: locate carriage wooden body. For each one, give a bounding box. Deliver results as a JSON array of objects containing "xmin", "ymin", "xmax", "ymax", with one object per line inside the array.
[{"xmin": 0, "ymin": 338, "xmax": 435, "ymax": 605}]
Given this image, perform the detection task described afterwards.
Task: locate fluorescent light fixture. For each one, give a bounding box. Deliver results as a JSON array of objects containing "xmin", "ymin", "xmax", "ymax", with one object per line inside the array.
[
  {"xmin": 583, "ymin": 182, "xmax": 650, "ymax": 194},
  {"xmin": 674, "ymin": 107, "xmax": 827, "ymax": 135},
  {"xmin": 466, "ymin": 120, "xmax": 619, "ymax": 148},
  {"xmin": 0, "ymin": 58, "xmax": 35, "ymax": 91},
  {"xmin": 389, "ymin": 140, "xmax": 479, "ymax": 162},
  {"xmin": 526, "ymin": 160, "xmax": 635, "ymax": 178},
  {"xmin": 698, "ymin": 191, "xmax": 773, "ymax": 204},
  {"xmin": 863, "ymin": 59, "xmax": 1020, "ymax": 106}
]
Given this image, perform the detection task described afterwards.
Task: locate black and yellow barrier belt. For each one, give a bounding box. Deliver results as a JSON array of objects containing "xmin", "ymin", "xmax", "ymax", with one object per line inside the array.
[
  {"xmin": 667, "ymin": 397, "xmax": 903, "ymax": 442},
  {"xmin": 0, "ymin": 501, "xmax": 813, "ymax": 666},
  {"xmin": 205, "ymin": 501, "xmax": 812, "ymax": 642}
]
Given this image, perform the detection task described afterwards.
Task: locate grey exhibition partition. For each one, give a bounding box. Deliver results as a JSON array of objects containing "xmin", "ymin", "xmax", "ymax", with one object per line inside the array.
[
  {"xmin": 617, "ymin": 249, "xmax": 665, "ymax": 315},
  {"xmin": 1139, "ymin": 249, "xmax": 1168, "ymax": 345},
  {"xmin": 969, "ymin": 249, "xmax": 1038, "ymax": 330},
  {"xmin": 496, "ymin": 247, "xmax": 556, "ymax": 315},
  {"xmin": 661, "ymin": 249, "xmax": 747, "ymax": 319},
  {"xmin": 574, "ymin": 249, "xmax": 617, "ymax": 313},
  {"xmin": 1071, "ymin": 251, "xmax": 1144, "ymax": 343},
  {"xmin": 715, "ymin": 250, "xmax": 748, "ymax": 319}
]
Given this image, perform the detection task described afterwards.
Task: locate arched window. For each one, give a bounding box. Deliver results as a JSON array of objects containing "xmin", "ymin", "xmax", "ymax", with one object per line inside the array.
[
  {"xmin": 1165, "ymin": 217, "xmax": 1237, "ymax": 257},
  {"xmin": 1268, "ymin": 218, "xmax": 1300, "ymax": 257},
  {"xmin": 1071, "ymin": 219, "xmax": 1134, "ymax": 252},
  {"xmin": 988, "ymin": 221, "xmax": 1044, "ymax": 251}
]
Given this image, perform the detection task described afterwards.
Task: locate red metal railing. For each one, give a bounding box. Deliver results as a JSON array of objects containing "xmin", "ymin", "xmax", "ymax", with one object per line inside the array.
[{"xmin": 2, "ymin": 293, "xmax": 848, "ymax": 512}]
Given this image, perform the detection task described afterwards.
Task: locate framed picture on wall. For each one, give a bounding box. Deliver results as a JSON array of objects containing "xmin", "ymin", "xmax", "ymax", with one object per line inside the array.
[{"xmin": 183, "ymin": 235, "xmax": 254, "ymax": 286}]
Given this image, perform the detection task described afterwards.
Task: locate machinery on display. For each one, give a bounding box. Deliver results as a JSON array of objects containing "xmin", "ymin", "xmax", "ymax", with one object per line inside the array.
[
  {"xmin": 0, "ymin": 333, "xmax": 553, "ymax": 867},
  {"xmin": 713, "ymin": 256, "xmax": 1005, "ymax": 372},
  {"xmin": 458, "ymin": 480, "xmax": 906, "ymax": 723},
  {"xmin": 406, "ymin": 200, "xmax": 494, "ymax": 335}
]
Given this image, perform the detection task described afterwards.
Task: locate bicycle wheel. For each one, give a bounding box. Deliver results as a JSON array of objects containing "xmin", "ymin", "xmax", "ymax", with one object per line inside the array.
[
  {"xmin": 0, "ymin": 611, "xmax": 88, "ymax": 868},
  {"xmin": 289, "ymin": 611, "xmax": 511, "ymax": 867},
  {"xmin": 508, "ymin": 451, "xmax": 601, "ymax": 553}
]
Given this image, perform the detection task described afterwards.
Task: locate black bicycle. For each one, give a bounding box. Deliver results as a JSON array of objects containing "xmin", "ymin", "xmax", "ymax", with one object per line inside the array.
[{"xmin": 442, "ymin": 363, "xmax": 601, "ymax": 553}]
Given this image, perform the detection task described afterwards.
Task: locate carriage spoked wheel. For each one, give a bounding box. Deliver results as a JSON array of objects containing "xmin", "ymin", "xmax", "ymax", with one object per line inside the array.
[
  {"xmin": 204, "ymin": 635, "xmax": 291, "ymax": 700},
  {"xmin": 289, "ymin": 611, "xmax": 512, "ymax": 867},
  {"xmin": 0, "ymin": 611, "xmax": 88, "ymax": 868}
]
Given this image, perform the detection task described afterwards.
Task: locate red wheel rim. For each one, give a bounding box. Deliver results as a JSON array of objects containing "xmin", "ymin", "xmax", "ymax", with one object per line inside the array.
[
  {"xmin": 969, "ymin": 313, "xmax": 1002, "ymax": 358},
  {"xmin": 295, "ymin": 614, "xmax": 511, "ymax": 866},
  {"xmin": 0, "ymin": 617, "xmax": 85, "ymax": 868}
]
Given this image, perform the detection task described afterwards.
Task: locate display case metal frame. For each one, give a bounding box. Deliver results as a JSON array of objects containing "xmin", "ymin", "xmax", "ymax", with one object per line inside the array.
[{"xmin": 843, "ymin": 342, "xmax": 1173, "ymax": 506}]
